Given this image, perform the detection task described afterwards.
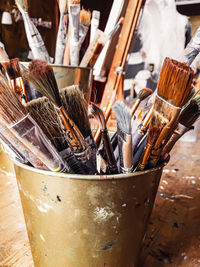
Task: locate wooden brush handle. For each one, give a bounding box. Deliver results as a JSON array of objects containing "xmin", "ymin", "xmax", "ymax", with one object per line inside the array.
[
  {"xmin": 59, "ymin": 106, "xmax": 86, "ymax": 152},
  {"xmin": 94, "ymin": 102, "xmax": 112, "ymax": 146},
  {"xmin": 130, "ymin": 99, "xmax": 140, "ymax": 117},
  {"xmin": 161, "ymin": 124, "xmax": 192, "ymax": 158},
  {"xmin": 137, "ymin": 143, "xmax": 152, "ymax": 171}
]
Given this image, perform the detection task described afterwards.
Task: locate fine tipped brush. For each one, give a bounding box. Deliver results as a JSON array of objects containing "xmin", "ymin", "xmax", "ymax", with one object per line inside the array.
[
  {"xmin": 54, "ymin": 0, "xmax": 68, "ymax": 64},
  {"xmin": 1, "ymin": 58, "xmax": 27, "ymax": 103},
  {"xmin": 146, "ymin": 57, "xmax": 194, "ymax": 168},
  {"xmin": 15, "ymin": 0, "xmax": 50, "ymax": 62},
  {"xmin": 79, "ymin": 8, "xmax": 91, "ymax": 46},
  {"xmin": 0, "ymin": 73, "xmax": 66, "ymax": 171},
  {"xmin": 90, "ymin": 10, "xmax": 100, "ymax": 43},
  {"xmin": 68, "ymin": 0, "xmax": 81, "ymax": 66},
  {"xmin": 130, "ymin": 88, "xmax": 153, "ymax": 117},
  {"xmin": 113, "ymin": 101, "xmax": 133, "ymax": 173},
  {"xmin": 89, "ymin": 103, "xmax": 118, "ymax": 174},
  {"xmin": 161, "ymin": 96, "xmax": 200, "ymax": 160}
]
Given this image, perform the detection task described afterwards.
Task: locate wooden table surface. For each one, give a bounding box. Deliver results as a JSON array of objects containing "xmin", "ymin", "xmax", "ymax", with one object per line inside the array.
[{"xmin": 0, "ymin": 135, "xmax": 200, "ymax": 267}]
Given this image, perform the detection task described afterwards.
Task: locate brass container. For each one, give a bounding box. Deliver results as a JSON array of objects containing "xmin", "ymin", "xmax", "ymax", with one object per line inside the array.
[
  {"xmin": 14, "ymin": 161, "xmax": 163, "ymax": 267},
  {"xmin": 0, "ymin": 145, "xmax": 15, "ymax": 175}
]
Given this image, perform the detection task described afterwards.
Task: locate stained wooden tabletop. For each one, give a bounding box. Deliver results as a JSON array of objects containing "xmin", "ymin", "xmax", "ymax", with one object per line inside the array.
[{"xmin": 0, "ymin": 134, "xmax": 200, "ymax": 267}]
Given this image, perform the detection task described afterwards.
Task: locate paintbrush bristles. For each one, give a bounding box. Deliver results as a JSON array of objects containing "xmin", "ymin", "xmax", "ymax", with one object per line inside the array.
[
  {"xmin": 157, "ymin": 57, "xmax": 194, "ymax": 107},
  {"xmin": 113, "ymin": 101, "xmax": 131, "ymax": 134},
  {"xmin": 179, "ymin": 99, "xmax": 200, "ymax": 127},
  {"xmin": 27, "ymin": 60, "xmax": 62, "ymax": 107},
  {"xmin": 80, "ymin": 9, "xmax": 91, "ymax": 26},
  {"xmin": 60, "ymin": 85, "xmax": 91, "ymax": 138},
  {"xmin": 15, "ymin": 0, "xmax": 28, "ymax": 12},
  {"xmin": 25, "ymin": 97, "xmax": 66, "ymax": 151},
  {"xmin": 89, "ymin": 103, "xmax": 106, "ymax": 130},
  {"xmin": 138, "ymin": 88, "xmax": 153, "ymax": 101},
  {"xmin": 0, "ymin": 73, "xmax": 27, "ymax": 124}
]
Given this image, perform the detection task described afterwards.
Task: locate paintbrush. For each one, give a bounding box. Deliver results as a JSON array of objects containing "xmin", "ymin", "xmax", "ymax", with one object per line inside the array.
[
  {"xmin": 54, "ymin": 0, "xmax": 68, "ymax": 64},
  {"xmin": 179, "ymin": 27, "xmax": 200, "ymax": 66},
  {"xmin": 0, "ymin": 73, "xmax": 67, "ymax": 172},
  {"xmin": 99, "ymin": 89, "xmax": 153, "ymax": 162},
  {"xmin": 25, "ymin": 96, "xmax": 67, "ymax": 152},
  {"xmin": 130, "ymin": 88, "xmax": 153, "ymax": 117},
  {"xmin": 136, "ymin": 127, "xmax": 160, "ymax": 171},
  {"xmin": 68, "ymin": 0, "xmax": 81, "ymax": 66},
  {"xmin": 59, "ymin": 85, "xmax": 97, "ymax": 172},
  {"xmin": 89, "ymin": 103, "xmax": 118, "ymax": 174},
  {"xmin": 1, "ymin": 58, "xmax": 27, "ymax": 103},
  {"xmin": 132, "ymin": 104, "xmax": 153, "ymax": 156},
  {"xmin": 26, "ymin": 60, "xmax": 97, "ymax": 174},
  {"xmin": 90, "ymin": 10, "xmax": 100, "ymax": 44},
  {"xmin": 15, "ymin": 0, "xmax": 50, "ymax": 63},
  {"xmin": 161, "ymin": 96, "xmax": 200, "ymax": 160},
  {"xmin": 113, "ymin": 101, "xmax": 133, "ymax": 173},
  {"xmin": 79, "ymin": 8, "xmax": 91, "ymax": 46},
  {"xmin": 145, "ymin": 58, "xmax": 194, "ymax": 169}
]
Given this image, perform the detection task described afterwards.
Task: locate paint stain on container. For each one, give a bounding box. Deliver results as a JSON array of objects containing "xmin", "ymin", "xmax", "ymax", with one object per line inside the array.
[{"xmin": 101, "ymin": 239, "xmax": 118, "ymax": 250}]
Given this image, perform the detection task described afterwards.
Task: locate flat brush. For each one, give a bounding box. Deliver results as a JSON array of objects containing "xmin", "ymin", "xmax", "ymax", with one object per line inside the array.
[
  {"xmin": 113, "ymin": 101, "xmax": 133, "ymax": 173},
  {"xmin": 147, "ymin": 58, "xmax": 194, "ymax": 168},
  {"xmin": 54, "ymin": 0, "xmax": 68, "ymax": 64},
  {"xmin": 15, "ymin": 0, "xmax": 50, "ymax": 62},
  {"xmin": 0, "ymin": 73, "xmax": 66, "ymax": 172},
  {"xmin": 25, "ymin": 96, "xmax": 67, "ymax": 152},
  {"xmin": 1, "ymin": 58, "xmax": 27, "ymax": 103},
  {"xmin": 68, "ymin": 0, "xmax": 81, "ymax": 66},
  {"xmin": 59, "ymin": 85, "xmax": 97, "ymax": 172},
  {"xmin": 89, "ymin": 103, "xmax": 118, "ymax": 174},
  {"xmin": 161, "ymin": 97, "xmax": 200, "ymax": 160},
  {"xmin": 79, "ymin": 8, "xmax": 91, "ymax": 45}
]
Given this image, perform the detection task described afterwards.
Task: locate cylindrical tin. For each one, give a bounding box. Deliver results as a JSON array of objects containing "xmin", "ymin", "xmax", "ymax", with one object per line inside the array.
[
  {"xmin": 0, "ymin": 145, "xmax": 15, "ymax": 175},
  {"xmin": 14, "ymin": 161, "xmax": 163, "ymax": 267}
]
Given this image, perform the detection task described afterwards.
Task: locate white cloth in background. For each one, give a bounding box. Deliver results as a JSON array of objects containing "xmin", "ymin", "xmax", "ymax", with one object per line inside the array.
[
  {"xmin": 139, "ymin": 0, "xmax": 188, "ymax": 73},
  {"xmin": 124, "ymin": 0, "xmax": 188, "ymax": 95}
]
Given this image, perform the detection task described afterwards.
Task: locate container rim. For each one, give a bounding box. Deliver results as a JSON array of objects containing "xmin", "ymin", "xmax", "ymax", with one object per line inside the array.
[
  {"xmin": 14, "ymin": 160, "xmax": 163, "ymax": 181},
  {"xmin": 20, "ymin": 61, "xmax": 92, "ymax": 71}
]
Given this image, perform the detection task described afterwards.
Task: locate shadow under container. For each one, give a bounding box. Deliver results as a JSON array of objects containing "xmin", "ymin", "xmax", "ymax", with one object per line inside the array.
[
  {"xmin": 14, "ymin": 161, "xmax": 163, "ymax": 267},
  {"xmin": 0, "ymin": 64, "xmax": 93, "ymax": 175}
]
